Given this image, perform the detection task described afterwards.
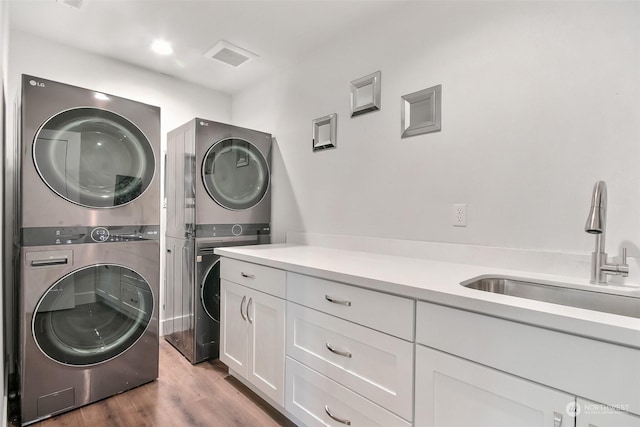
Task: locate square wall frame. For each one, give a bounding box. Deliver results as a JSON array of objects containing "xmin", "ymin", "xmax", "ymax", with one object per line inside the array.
[
  {"xmin": 401, "ymin": 84, "xmax": 442, "ymax": 138},
  {"xmin": 312, "ymin": 113, "xmax": 337, "ymax": 151},
  {"xmin": 350, "ymin": 71, "xmax": 381, "ymax": 117}
]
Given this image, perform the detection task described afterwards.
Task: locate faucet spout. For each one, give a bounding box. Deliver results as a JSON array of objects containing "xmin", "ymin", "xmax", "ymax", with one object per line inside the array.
[{"xmin": 585, "ymin": 181, "xmax": 607, "ymax": 235}]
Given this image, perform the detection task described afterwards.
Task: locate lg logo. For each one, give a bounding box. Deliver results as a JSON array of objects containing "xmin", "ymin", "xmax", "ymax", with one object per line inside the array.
[
  {"xmin": 29, "ymin": 80, "xmax": 45, "ymax": 88},
  {"xmin": 199, "ymin": 121, "xmax": 209, "ymax": 126}
]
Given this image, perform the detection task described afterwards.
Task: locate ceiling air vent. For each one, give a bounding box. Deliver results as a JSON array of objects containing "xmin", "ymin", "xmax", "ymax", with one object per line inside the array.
[
  {"xmin": 56, "ymin": 0, "xmax": 83, "ymax": 9},
  {"xmin": 204, "ymin": 40, "xmax": 257, "ymax": 67}
]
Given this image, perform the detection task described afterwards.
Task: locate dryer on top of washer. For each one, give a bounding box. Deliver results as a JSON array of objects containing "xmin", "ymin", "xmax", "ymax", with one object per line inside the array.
[
  {"xmin": 166, "ymin": 119, "xmax": 272, "ymax": 240},
  {"xmin": 19, "ymin": 75, "xmax": 161, "ymax": 233}
]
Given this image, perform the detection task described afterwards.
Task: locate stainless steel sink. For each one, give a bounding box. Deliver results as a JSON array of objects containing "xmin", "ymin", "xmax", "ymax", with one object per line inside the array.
[{"xmin": 461, "ymin": 276, "xmax": 640, "ymax": 319}]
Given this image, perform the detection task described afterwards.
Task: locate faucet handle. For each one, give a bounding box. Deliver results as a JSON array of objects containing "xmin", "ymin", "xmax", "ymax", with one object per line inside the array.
[{"xmin": 617, "ymin": 247, "xmax": 629, "ymax": 277}]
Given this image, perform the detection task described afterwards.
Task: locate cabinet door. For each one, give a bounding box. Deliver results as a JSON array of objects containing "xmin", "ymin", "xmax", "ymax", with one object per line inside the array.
[
  {"xmin": 415, "ymin": 345, "xmax": 574, "ymax": 427},
  {"xmin": 247, "ymin": 288, "xmax": 285, "ymax": 406},
  {"xmin": 576, "ymin": 398, "xmax": 640, "ymax": 427},
  {"xmin": 220, "ymin": 279, "xmax": 249, "ymax": 377}
]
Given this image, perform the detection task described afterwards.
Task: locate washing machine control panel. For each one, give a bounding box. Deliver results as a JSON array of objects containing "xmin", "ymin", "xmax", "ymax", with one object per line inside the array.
[
  {"xmin": 195, "ymin": 223, "xmax": 270, "ymax": 238},
  {"xmin": 22, "ymin": 225, "xmax": 160, "ymax": 246},
  {"xmin": 91, "ymin": 227, "xmax": 110, "ymax": 242}
]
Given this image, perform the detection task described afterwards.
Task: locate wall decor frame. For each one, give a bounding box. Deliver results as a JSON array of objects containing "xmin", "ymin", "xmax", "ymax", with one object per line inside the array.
[
  {"xmin": 312, "ymin": 113, "xmax": 337, "ymax": 151},
  {"xmin": 350, "ymin": 71, "xmax": 381, "ymax": 117},
  {"xmin": 401, "ymin": 84, "xmax": 442, "ymax": 138}
]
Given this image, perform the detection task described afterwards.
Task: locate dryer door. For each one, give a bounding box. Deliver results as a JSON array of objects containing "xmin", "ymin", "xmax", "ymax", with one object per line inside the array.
[
  {"xmin": 33, "ymin": 107, "xmax": 155, "ymax": 208},
  {"xmin": 33, "ymin": 264, "xmax": 153, "ymax": 366},
  {"xmin": 200, "ymin": 257, "xmax": 221, "ymax": 322},
  {"xmin": 201, "ymin": 138, "xmax": 269, "ymax": 210}
]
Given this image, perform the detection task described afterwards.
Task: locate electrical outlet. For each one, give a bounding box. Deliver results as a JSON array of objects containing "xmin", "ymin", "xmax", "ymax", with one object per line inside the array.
[{"xmin": 453, "ymin": 204, "xmax": 467, "ymax": 227}]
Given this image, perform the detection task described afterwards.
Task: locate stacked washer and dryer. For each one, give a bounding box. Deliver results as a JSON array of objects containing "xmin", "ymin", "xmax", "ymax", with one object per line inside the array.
[
  {"xmin": 165, "ymin": 119, "xmax": 271, "ymax": 364},
  {"xmin": 18, "ymin": 75, "xmax": 161, "ymax": 424}
]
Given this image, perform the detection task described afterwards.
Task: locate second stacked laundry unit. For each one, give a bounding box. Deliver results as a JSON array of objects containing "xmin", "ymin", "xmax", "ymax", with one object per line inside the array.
[{"xmin": 165, "ymin": 119, "xmax": 272, "ymax": 364}]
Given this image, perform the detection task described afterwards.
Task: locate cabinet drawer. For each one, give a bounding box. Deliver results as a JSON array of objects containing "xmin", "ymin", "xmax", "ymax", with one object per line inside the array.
[
  {"xmin": 285, "ymin": 357, "xmax": 411, "ymax": 427},
  {"xmin": 286, "ymin": 302, "xmax": 413, "ymax": 420},
  {"xmin": 220, "ymin": 258, "xmax": 286, "ymax": 298},
  {"xmin": 287, "ymin": 272, "xmax": 414, "ymax": 340}
]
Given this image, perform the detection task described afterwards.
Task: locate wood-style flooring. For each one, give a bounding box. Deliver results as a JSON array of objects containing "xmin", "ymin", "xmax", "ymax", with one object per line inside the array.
[{"xmin": 29, "ymin": 341, "xmax": 296, "ymax": 427}]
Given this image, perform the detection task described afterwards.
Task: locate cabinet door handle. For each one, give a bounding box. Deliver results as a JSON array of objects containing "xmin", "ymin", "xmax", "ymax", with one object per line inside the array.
[
  {"xmin": 240, "ymin": 295, "xmax": 247, "ymax": 321},
  {"xmin": 247, "ymin": 298, "xmax": 253, "ymax": 324},
  {"xmin": 241, "ymin": 272, "xmax": 255, "ymax": 279},
  {"xmin": 324, "ymin": 405, "xmax": 351, "ymax": 425},
  {"xmin": 326, "ymin": 342, "xmax": 352, "ymax": 358},
  {"xmin": 325, "ymin": 295, "xmax": 351, "ymax": 306},
  {"xmin": 553, "ymin": 412, "xmax": 563, "ymax": 427}
]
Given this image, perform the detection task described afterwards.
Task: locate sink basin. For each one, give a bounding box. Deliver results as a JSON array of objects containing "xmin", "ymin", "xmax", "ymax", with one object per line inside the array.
[{"xmin": 461, "ymin": 276, "xmax": 640, "ymax": 319}]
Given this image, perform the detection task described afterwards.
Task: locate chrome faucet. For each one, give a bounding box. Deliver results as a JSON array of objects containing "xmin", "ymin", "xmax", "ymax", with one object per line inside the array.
[{"xmin": 584, "ymin": 181, "xmax": 629, "ymax": 284}]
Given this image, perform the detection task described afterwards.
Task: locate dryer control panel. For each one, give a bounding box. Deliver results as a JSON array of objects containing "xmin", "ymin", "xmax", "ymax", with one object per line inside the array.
[{"xmin": 21, "ymin": 225, "xmax": 160, "ymax": 246}]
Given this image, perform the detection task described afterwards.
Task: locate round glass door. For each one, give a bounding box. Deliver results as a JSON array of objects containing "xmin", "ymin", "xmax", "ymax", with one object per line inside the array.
[
  {"xmin": 201, "ymin": 260, "xmax": 220, "ymax": 322},
  {"xmin": 33, "ymin": 107, "xmax": 155, "ymax": 208},
  {"xmin": 33, "ymin": 265, "xmax": 153, "ymax": 366},
  {"xmin": 202, "ymin": 138, "xmax": 269, "ymax": 210}
]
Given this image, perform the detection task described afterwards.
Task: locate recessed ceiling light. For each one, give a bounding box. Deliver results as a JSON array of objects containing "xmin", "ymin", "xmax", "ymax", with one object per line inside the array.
[{"xmin": 151, "ymin": 40, "xmax": 173, "ymax": 56}]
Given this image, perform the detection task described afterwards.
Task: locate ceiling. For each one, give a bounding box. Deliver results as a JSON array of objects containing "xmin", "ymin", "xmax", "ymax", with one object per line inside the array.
[{"xmin": 8, "ymin": 0, "xmax": 405, "ymax": 94}]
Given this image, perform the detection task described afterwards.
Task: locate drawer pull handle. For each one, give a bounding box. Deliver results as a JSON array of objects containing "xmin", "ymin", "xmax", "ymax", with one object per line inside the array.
[
  {"xmin": 326, "ymin": 342, "xmax": 352, "ymax": 358},
  {"xmin": 31, "ymin": 258, "xmax": 68, "ymax": 267},
  {"xmin": 553, "ymin": 412, "xmax": 563, "ymax": 427},
  {"xmin": 241, "ymin": 272, "xmax": 255, "ymax": 279},
  {"xmin": 247, "ymin": 298, "xmax": 253, "ymax": 324},
  {"xmin": 324, "ymin": 405, "xmax": 351, "ymax": 425},
  {"xmin": 325, "ymin": 295, "xmax": 351, "ymax": 306},
  {"xmin": 240, "ymin": 295, "xmax": 247, "ymax": 321}
]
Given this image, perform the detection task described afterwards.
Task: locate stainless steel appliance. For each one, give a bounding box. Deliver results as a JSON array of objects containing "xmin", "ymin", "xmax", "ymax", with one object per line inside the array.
[
  {"xmin": 166, "ymin": 119, "xmax": 271, "ymax": 240},
  {"xmin": 164, "ymin": 236, "xmax": 268, "ymax": 364},
  {"xmin": 19, "ymin": 228, "xmax": 159, "ymax": 425},
  {"xmin": 20, "ymin": 75, "xmax": 161, "ymax": 230},
  {"xmin": 164, "ymin": 119, "xmax": 271, "ymax": 363}
]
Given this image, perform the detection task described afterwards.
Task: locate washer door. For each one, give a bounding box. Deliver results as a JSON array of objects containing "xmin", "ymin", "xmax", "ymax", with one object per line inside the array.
[
  {"xmin": 201, "ymin": 259, "xmax": 220, "ymax": 322},
  {"xmin": 202, "ymin": 138, "xmax": 269, "ymax": 210},
  {"xmin": 33, "ymin": 265, "xmax": 153, "ymax": 366},
  {"xmin": 33, "ymin": 107, "xmax": 155, "ymax": 208}
]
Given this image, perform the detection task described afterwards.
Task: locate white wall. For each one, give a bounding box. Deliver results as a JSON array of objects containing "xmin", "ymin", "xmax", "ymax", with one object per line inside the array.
[
  {"xmin": 6, "ymin": 30, "xmax": 233, "ymax": 336},
  {"xmin": 232, "ymin": 1, "xmax": 640, "ymax": 256}
]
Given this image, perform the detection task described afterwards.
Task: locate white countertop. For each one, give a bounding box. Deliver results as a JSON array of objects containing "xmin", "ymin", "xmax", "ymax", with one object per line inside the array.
[{"xmin": 215, "ymin": 243, "xmax": 640, "ymax": 349}]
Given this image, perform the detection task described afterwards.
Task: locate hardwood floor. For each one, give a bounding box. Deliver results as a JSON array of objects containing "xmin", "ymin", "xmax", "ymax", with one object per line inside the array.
[{"xmin": 29, "ymin": 341, "xmax": 296, "ymax": 427}]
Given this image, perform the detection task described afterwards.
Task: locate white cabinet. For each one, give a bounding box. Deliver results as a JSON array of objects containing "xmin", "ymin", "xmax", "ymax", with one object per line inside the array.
[
  {"xmin": 415, "ymin": 345, "xmax": 574, "ymax": 427},
  {"xmin": 576, "ymin": 398, "xmax": 640, "ymax": 427},
  {"xmin": 220, "ymin": 268, "xmax": 285, "ymax": 407}
]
